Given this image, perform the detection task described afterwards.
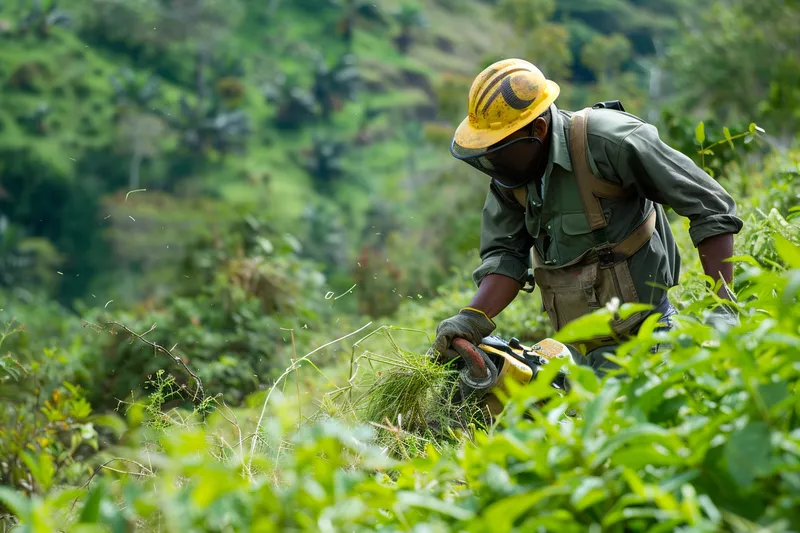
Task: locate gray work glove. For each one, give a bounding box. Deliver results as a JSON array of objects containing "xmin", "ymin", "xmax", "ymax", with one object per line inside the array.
[
  {"xmin": 706, "ymin": 286, "xmax": 740, "ymax": 330},
  {"xmin": 430, "ymin": 307, "xmax": 496, "ymax": 362},
  {"xmin": 706, "ymin": 302, "xmax": 740, "ymax": 330}
]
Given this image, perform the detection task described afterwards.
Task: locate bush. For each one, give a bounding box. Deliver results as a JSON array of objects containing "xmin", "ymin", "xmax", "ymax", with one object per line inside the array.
[
  {"xmin": 0, "ymin": 320, "xmax": 122, "ymax": 501},
  {"xmin": 3, "ymin": 232, "xmax": 799, "ymax": 532},
  {"xmin": 74, "ymin": 213, "xmax": 343, "ymax": 408}
]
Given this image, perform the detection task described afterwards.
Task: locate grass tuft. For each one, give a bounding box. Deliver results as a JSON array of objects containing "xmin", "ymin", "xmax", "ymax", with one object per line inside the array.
[{"xmin": 352, "ymin": 337, "xmax": 487, "ymax": 458}]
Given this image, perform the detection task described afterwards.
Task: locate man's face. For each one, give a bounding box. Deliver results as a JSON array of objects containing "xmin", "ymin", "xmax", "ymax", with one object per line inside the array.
[{"xmin": 478, "ymin": 118, "xmax": 549, "ymax": 187}]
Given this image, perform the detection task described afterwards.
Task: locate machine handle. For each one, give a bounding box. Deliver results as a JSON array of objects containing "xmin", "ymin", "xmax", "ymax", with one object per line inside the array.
[{"xmin": 452, "ymin": 337, "xmax": 490, "ymax": 382}]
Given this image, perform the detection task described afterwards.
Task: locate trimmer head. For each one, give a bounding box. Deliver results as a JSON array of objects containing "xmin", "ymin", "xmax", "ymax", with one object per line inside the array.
[{"xmin": 451, "ymin": 335, "xmax": 577, "ymax": 417}]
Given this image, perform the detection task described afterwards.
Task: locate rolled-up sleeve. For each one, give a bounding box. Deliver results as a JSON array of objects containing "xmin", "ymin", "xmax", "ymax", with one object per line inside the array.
[
  {"xmin": 614, "ymin": 123, "xmax": 744, "ymax": 247},
  {"xmin": 472, "ymin": 183, "xmax": 534, "ymax": 288}
]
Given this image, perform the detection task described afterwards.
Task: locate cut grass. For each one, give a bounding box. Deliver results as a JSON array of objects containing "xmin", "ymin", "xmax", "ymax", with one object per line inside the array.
[{"xmin": 347, "ymin": 329, "xmax": 487, "ymax": 459}]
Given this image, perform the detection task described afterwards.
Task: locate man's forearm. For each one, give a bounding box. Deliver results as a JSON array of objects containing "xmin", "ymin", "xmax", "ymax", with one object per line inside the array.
[
  {"xmin": 468, "ymin": 274, "xmax": 522, "ymax": 318},
  {"xmin": 697, "ymin": 233, "xmax": 735, "ymax": 298}
]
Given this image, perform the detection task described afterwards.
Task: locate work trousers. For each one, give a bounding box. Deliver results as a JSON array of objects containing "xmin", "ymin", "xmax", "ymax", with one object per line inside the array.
[{"xmin": 579, "ymin": 295, "xmax": 677, "ymax": 376}]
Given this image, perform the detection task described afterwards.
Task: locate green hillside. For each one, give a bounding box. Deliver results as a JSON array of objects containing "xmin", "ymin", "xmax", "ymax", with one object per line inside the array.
[
  {"xmin": 2, "ymin": 0, "xmax": 800, "ymax": 530},
  {"xmin": 0, "ymin": 0, "xmax": 702, "ymax": 309}
]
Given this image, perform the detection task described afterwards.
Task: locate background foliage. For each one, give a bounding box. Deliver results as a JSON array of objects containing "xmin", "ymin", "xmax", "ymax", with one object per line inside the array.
[{"xmin": 1, "ymin": 0, "xmax": 799, "ymax": 530}]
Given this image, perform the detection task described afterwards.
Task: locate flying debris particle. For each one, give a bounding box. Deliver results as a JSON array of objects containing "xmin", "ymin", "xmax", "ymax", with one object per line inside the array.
[
  {"xmin": 104, "ymin": 215, "xmax": 111, "ymax": 220},
  {"xmin": 125, "ymin": 188, "xmax": 147, "ymax": 201},
  {"xmin": 92, "ymin": 294, "xmax": 96, "ymax": 298},
  {"xmin": 357, "ymin": 262, "xmax": 361, "ymax": 267},
  {"xmin": 334, "ymin": 284, "xmax": 357, "ymax": 300},
  {"xmin": 104, "ymin": 300, "xmax": 113, "ymax": 309},
  {"xmin": 69, "ymin": 158, "xmax": 76, "ymax": 161},
  {"xmin": 57, "ymin": 271, "xmax": 63, "ymax": 275},
  {"xmin": 129, "ymin": 215, "xmax": 136, "ymax": 221}
]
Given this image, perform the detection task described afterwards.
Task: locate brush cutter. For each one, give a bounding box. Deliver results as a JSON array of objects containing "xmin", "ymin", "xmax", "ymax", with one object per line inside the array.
[{"xmin": 449, "ymin": 335, "xmax": 578, "ymax": 417}]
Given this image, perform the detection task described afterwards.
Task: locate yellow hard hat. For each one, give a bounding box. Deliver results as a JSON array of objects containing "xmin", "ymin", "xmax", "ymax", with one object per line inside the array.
[{"xmin": 452, "ymin": 58, "xmax": 560, "ymax": 154}]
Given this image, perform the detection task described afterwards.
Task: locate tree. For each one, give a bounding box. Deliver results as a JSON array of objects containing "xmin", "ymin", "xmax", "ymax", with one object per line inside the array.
[
  {"xmin": 665, "ymin": 0, "xmax": 800, "ymax": 147},
  {"xmin": 264, "ymin": 73, "xmax": 318, "ymax": 130},
  {"xmin": 312, "ymin": 53, "xmax": 361, "ymax": 121},
  {"xmin": 393, "ymin": 3, "xmax": 427, "ymax": 55},
  {"xmin": 115, "ymin": 112, "xmax": 166, "ymax": 189},
  {"xmin": 495, "ymin": 0, "xmax": 556, "ymax": 32},
  {"xmin": 494, "ymin": 0, "xmax": 573, "ymax": 81},
  {"xmin": 110, "ymin": 69, "xmax": 162, "ymax": 110},
  {"xmin": 580, "ymin": 33, "xmax": 632, "ymax": 84},
  {"xmin": 299, "ymin": 134, "xmax": 349, "ymax": 191},
  {"xmin": 15, "ymin": 0, "xmax": 70, "ymax": 39},
  {"xmin": 329, "ymin": 0, "xmax": 387, "ymax": 48}
]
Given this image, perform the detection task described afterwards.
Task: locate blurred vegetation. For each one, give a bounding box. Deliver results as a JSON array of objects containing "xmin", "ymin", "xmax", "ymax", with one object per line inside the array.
[{"xmin": 1, "ymin": 0, "xmax": 799, "ymax": 529}]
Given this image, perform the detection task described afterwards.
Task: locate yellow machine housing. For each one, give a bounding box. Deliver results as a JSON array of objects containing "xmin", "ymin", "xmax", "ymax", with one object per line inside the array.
[{"xmin": 477, "ymin": 337, "xmax": 573, "ymax": 417}]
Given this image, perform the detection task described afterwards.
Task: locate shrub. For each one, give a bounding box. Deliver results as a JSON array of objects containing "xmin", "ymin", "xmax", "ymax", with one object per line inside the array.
[
  {"xmin": 3, "ymin": 233, "xmax": 799, "ymax": 532},
  {"xmin": 0, "ymin": 320, "xmax": 122, "ymax": 501}
]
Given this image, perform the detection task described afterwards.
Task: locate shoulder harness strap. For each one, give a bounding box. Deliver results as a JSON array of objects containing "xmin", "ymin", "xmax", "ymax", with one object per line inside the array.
[
  {"xmin": 570, "ymin": 108, "xmax": 634, "ymax": 229},
  {"xmin": 511, "ymin": 187, "xmax": 527, "ymax": 208},
  {"xmin": 570, "ymin": 108, "xmax": 655, "ymax": 264}
]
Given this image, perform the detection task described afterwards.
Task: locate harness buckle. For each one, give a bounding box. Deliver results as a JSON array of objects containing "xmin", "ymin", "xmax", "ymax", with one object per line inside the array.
[{"xmin": 596, "ymin": 245, "xmax": 615, "ymax": 268}]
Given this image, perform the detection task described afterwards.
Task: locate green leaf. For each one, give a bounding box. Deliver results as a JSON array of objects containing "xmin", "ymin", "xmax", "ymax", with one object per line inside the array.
[
  {"xmin": 570, "ymin": 477, "xmax": 608, "ymax": 510},
  {"xmin": 757, "ymin": 381, "xmax": 789, "ymax": 411},
  {"xmin": 101, "ymin": 499, "xmax": 130, "ymax": 533},
  {"xmin": 723, "ymin": 126, "xmax": 734, "ymax": 149},
  {"xmin": 396, "ymin": 491, "xmax": 474, "ymax": 520},
  {"xmin": 0, "ymin": 486, "xmax": 31, "ymax": 516},
  {"xmin": 610, "ymin": 443, "xmax": 681, "ymax": 469},
  {"xmin": 695, "ymin": 121, "xmax": 705, "ymax": 144},
  {"xmin": 724, "ymin": 421, "xmax": 771, "ymax": 488},
  {"xmin": 697, "ymin": 494, "xmax": 722, "ymax": 524},
  {"xmin": 774, "ymin": 233, "xmax": 800, "ymax": 268},
  {"xmin": 726, "ymin": 255, "xmax": 761, "ymax": 267},
  {"xmin": 482, "ymin": 485, "xmax": 573, "ymax": 528},
  {"xmin": 79, "ymin": 481, "xmax": 105, "ymax": 523},
  {"xmin": 581, "ymin": 379, "xmax": 621, "ymax": 440},
  {"xmin": 591, "ymin": 424, "xmax": 677, "ymax": 468},
  {"xmin": 554, "ymin": 318, "xmax": 610, "ymax": 343},
  {"xmin": 748, "ymin": 122, "xmax": 757, "ymax": 135}
]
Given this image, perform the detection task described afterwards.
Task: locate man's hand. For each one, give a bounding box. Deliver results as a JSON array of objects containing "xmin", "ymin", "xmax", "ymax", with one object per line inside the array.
[{"xmin": 431, "ymin": 307, "xmax": 496, "ymax": 361}]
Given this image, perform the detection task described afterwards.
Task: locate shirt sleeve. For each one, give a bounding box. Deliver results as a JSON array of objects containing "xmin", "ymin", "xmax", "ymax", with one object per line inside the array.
[
  {"xmin": 612, "ymin": 122, "xmax": 744, "ymax": 247},
  {"xmin": 472, "ymin": 183, "xmax": 535, "ymax": 288}
]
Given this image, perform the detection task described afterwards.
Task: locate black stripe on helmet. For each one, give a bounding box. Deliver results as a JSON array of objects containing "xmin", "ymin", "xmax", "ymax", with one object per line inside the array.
[
  {"xmin": 501, "ymin": 76, "xmax": 536, "ymax": 110},
  {"xmin": 475, "ymin": 67, "xmax": 529, "ymax": 112},
  {"xmin": 481, "ymin": 74, "xmax": 535, "ymax": 113}
]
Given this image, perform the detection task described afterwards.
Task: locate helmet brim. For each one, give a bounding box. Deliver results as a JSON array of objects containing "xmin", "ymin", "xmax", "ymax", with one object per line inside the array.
[{"xmin": 451, "ymin": 79, "xmax": 560, "ymax": 155}]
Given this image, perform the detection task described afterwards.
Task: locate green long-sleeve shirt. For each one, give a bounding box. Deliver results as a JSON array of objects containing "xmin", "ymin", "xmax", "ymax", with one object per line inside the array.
[{"xmin": 472, "ymin": 104, "xmax": 744, "ymax": 306}]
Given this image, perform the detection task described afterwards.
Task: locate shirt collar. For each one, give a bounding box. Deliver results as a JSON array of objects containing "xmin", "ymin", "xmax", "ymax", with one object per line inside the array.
[{"xmin": 547, "ymin": 103, "xmax": 572, "ymax": 172}]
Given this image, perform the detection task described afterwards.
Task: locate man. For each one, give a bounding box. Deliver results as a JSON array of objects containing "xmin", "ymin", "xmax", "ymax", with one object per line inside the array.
[{"xmin": 432, "ymin": 58, "xmax": 743, "ymax": 373}]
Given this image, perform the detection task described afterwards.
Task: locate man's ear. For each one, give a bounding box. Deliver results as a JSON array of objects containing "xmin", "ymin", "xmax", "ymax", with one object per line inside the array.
[{"xmin": 532, "ymin": 116, "xmax": 548, "ymax": 139}]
